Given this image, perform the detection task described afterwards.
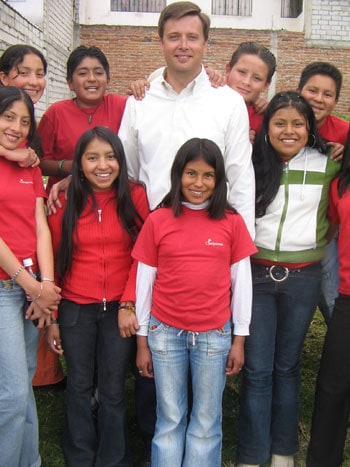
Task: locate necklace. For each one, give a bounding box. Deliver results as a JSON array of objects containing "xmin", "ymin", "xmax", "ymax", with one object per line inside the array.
[{"xmin": 74, "ymin": 98, "xmax": 100, "ymax": 124}]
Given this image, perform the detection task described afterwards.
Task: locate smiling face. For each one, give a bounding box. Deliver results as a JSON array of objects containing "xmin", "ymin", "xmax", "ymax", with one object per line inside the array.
[
  {"xmin": 226, "ymin": 54, "xmax": 270, "ymax": 104},
  {"xmin": 0, "ymin": 53, "xmax": 46, "ymax": 104},
  {"xmin": 0, "ymin": 99, "xmax": 30, "ymax": 150},
  {"xmin": 160, "ymin": 15, "xmax": 207, "ymax": 91},
  {"xmin": 68, "ymin": 56, "xmax": 109, "ymax": 109},
  {"xmin": 181, "ymin": 158, "xmax": 216, "ymax": 204},
  {"xmin": 268, "ymin": 107, "xmax": 309, "ymax": 160},
  {"xmin": 80, "ymin": 137, "xmax": 120, "ymax": 192},
  {"xmin": 299, "ymin": 74, "xmax": 338, "ymax": 128}
]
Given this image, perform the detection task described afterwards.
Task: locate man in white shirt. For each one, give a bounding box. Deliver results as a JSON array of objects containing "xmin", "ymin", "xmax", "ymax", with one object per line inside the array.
[{"xmin": 119, "ymin": 1, "xmax": 255, "ymax": 238}]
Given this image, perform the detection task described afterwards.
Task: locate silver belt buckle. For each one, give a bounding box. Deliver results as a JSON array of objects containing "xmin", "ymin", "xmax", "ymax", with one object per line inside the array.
[{"xmin": 269, "ymin": 265, "xmax": 289, "ymax": 282}]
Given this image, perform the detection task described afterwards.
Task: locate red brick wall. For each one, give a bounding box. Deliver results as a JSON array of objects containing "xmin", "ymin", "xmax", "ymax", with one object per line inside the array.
[{"xmin": 81, "ymin": 25, "xmax": 350, "ymax": 117}]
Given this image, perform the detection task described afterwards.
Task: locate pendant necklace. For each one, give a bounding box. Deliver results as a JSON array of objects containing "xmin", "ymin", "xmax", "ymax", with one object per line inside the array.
[{"xmin": 74, "ymin": 98, "xmax": 99, "ymax": 124}]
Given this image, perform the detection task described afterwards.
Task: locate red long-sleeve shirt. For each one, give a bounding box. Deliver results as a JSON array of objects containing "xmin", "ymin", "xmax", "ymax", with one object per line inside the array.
[{"xmin": 48, "ymin": 182, "xmax": 149, "ymax": 306}]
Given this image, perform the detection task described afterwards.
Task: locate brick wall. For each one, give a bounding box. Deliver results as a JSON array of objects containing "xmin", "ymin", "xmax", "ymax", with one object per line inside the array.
[
  {"xmin": 80, "ymin": 25, "xmax": 350, "ymax": 116},
  {"xmin": 0, "ymin": 0, "xmax": 76, "ymax": 117}
]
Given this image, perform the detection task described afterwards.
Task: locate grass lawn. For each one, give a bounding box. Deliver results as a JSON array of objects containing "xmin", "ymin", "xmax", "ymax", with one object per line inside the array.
[{"xmin": 35, "ymin": 310, "xmax": 350, "ymax": 466}]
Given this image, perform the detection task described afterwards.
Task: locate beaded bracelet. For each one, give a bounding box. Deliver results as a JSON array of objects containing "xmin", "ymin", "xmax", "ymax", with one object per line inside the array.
[
  {"xmin": 11, "ymin": 265, "xmax": 24, "ymax": 281},
  {"xmin": 58, "ymin": 160, "xmax": 66, "ymax": 177}
]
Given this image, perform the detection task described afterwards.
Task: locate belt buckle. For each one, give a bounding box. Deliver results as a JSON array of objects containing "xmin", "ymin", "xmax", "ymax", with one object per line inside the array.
[
  {"xmin": 269, "ymin": 265, "xmax": 289, "ymax": 282},
  {"xmin": 0, "ymin": 279, "xmax": 13, "ymax": 289}
]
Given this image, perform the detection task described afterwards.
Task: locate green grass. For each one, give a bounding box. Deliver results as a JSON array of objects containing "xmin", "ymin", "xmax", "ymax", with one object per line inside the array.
[{"xmin": 35, "ymin": 310, "xmax": 350, "ymax": 466}]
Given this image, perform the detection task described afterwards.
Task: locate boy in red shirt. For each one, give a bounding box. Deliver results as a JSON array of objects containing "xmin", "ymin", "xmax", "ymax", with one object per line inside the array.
[{"xmin": 298, "ymin": 62, "xmax": 349, "ymax": 324}]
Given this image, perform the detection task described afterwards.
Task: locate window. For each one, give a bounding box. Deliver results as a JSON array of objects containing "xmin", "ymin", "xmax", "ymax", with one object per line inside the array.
[
  {"xmin": 212, "ymin": 0, "xmax": 252, "ymax": 16},
  {"xmin": 111, "ymin": 0, "xmax": 165, "ymax": 12},
  {"xmin": 281, "ymin": 0, "xmax": 303, "ymax": 18}
]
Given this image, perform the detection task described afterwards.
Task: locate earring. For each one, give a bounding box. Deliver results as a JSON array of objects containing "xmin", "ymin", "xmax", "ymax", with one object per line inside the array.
[
  {"xmin": 264, "ymin": 134, "xmax": 270, "ymax": 145},
  {"xmin": 79, "ymin": 171, "xmax": 85, "ymax": 182},
  {"xmin": 308, "ymin": 134, "xmax": 316, "ymax": 148}
]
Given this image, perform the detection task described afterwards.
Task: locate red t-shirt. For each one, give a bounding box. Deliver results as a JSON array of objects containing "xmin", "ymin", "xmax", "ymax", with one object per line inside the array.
[
  {"xmin": 328, "ymin": 178, "xmax": 350, "ymax": 295},
  {"xmin": 132, "ymin": 206, "xmax": 257, "ymax": 331},
  {"xmin": 0, "ymin": 159, "xmax": 47, "ymax": 278},
  {"xmin": 247, "ymin": 105, "xmax": 263, "ymax": 133},
  {"xmin": 319, "ymin": 114, "xmax": 349, "ymax": 145},
  {"xmin": 38, "ymin": 93, "xmax": 127, "ymax": 192}
]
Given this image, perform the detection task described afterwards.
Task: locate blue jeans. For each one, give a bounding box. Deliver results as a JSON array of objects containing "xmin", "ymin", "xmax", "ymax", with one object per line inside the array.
[
  {"xmin": 0, "ymin": 282, "xmax": 41, "ymax": 467},
  {"xmin": 237, "ymin": 262, "xmax": 322, "ymax": 465},
  {"xmin": 148, "ymin": 316, "xmax": 232, "ymax": 467},
  {"xmin": 59, "ymin": 300, "xmax": 134, "ymax": 467},
  {"xmin": 318, "ymin": 237, "xmax": 339, "ymax": 324}
]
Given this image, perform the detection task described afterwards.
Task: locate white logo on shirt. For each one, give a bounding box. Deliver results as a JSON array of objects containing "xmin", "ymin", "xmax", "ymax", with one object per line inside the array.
[
  {"xmin": 205, "ymin": 238, "xmax": 223, "ymax": 247},
  {"xmin": 19, "ymin": 179, "xmax": 33, "ymax": 184}
]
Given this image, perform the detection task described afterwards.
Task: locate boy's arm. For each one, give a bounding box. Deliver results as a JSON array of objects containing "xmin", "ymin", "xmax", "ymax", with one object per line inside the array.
[{"xmin": 327, "ymin": 142, "xmax": 344, "ymax": 162}]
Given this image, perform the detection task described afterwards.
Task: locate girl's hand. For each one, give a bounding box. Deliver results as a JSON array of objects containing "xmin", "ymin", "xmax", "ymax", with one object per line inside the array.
[
  {"xmin": 118, "ymin": 308, "xmax": 140, "ymax": 338},
  {"xmin": 31, "ymin": 281, "xmax": 61, "ymax": 315},
  {"xmin": 253, "ymin": 96, "xmax": 269, "ymax": 115},
  {"xmin": 127, "ymin": 78, "xmax": 150, "ymax": 100},
  {"xmin": 136, "ymin": 336, "xmax": 153, "ymax": 378},
  {"xmin": 205, "ymin": 66, "xmax": 226, "ymax": 88},
  {"xmin": 0, "ymin": 145, "xmax": 39, "ymax": 167},
  {"xmin": 226, "ymin": 336, "xmax": 245, "ymax": 376},
  {"xmin": 25, "ymin": 302, "xmax": 47, "ymax": 328},
  {"xmin": 249, "ymin": 129, "xmax": 256, "ymax": 145},
  {"xmin": 327, "ymin": 142, "xmax": 344, "ymax": 162},
  {"xmin": 46, "ymin": 324, "xmax": 64, "ymax": 355},
  {"xmin": 47, "ymin": 176, "xmax": 71, "ymax": 214}
]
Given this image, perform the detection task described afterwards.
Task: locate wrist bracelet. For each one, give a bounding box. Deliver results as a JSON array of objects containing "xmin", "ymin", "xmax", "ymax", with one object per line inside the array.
[
  {"xmin": 11, "ymin": 265, "xmax": 24, "ymax": 281},
  {"xmin": 119, "ymin": 304, "xmax": 136, "ymax": 314},
  {"xmin": 58, "ymin": 160, "xmax": 66, "ymax": 177},
  {"xmin": 41, "ymin": 278, "xmax": 54, "ymax": 283},
  {"xmin": 51, "ymin": 319, "xmax": 59, "ymax": 326},
  {"xmin": 32, "ymin": 282, "xmax": 44, "ymax": 301}
]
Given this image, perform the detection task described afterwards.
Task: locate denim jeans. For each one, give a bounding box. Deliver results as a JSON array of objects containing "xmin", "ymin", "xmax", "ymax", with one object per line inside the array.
[
  {"xmin": 148, "ymin": 316, "xmax": 232, "ymax": 467},
  {"xmin": 59, "ymin": 300, "xmax": 134, "ymax": 467},
  {"xmin": 237, "ymin": 262, "xmax": 322, "ymax": 465},
  {"xmin": 307, "ymin": 294, "xmax": 350, "ymax": 467},
  {"xmin": 0, "ymin": 282, "xmax": 41, "ymax": 467},
  {"xmin": 318, "ymin": 237, "xmax": 339, "ymax": 324}
]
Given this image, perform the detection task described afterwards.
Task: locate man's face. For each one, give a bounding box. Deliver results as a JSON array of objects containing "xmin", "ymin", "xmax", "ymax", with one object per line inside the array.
[{"xmin": 160, "ymin": 15, "xmax": 207, "ymax": 80}]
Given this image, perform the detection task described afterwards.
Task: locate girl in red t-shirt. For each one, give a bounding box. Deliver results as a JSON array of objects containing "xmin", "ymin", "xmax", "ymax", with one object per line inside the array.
[
  {"xmin": 133, "ymin": 137, "xmax": 256, "ymax": 467},
  {"xmin": 0, "ymin": 86, "xmax": 61, "ymax": 467},
  {"xmin": 0, "ymin": 43, "xmax": 67, "ymax": 388}
]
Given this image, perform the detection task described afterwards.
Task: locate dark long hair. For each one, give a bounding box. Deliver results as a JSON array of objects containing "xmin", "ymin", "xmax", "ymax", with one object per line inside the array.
[
  {"xmin": 0, "ymin": 86, "xmax": 36, "ymax": 143},
  {"xmin": 254, "ymin": 91, "xmax": 327, "ymax": 217},
  {"xmin": 338, "ymin": 129, "xmax": 350, "ymax": 198},
  {"xmin": 57, "ymin": 126, "xmax": 145, "ymax": 280},
  {"xmin": 160, "ymin": 137, "xmax": 236, "ymax": 219},
  {"xmin": 0, "ymin": 44, "xmax": 47, "ymax": 84}
]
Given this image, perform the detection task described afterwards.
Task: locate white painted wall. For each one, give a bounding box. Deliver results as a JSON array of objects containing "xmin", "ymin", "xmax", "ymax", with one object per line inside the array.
[
  {"xmin": 78, "ymin": 0, "xmax": 305, "ymax": 32},
  {"xmin": 5, "ymin": 0, "xmax": 44, "ymax": 27}
]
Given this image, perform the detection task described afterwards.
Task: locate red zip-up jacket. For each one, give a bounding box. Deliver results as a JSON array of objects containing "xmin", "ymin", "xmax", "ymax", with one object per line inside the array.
[{"xmin": 48, "ymin": 182, "xmax": 149, "ymax": 308}]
